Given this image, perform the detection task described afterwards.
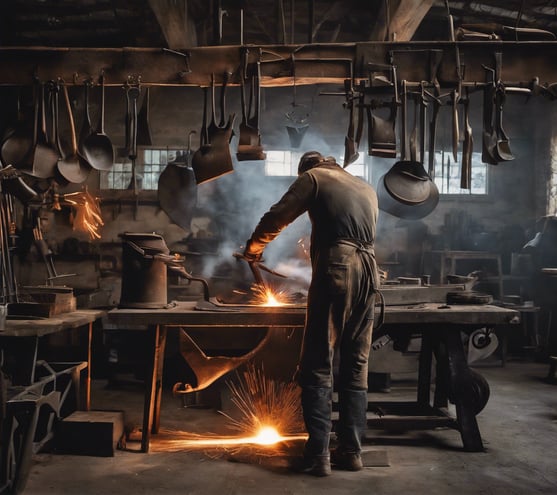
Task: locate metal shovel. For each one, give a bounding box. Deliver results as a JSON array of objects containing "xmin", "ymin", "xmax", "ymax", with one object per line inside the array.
[
  {"xmin": 56, "ymin": 83, "xmax": 92, "ymax": 183},
  {"xmin": 343, "ymin": 81, "xmax": 359, "ymax": 167},
  {"xmin": 368, "ymin": 98, "xmax": 397, "ymax": 158},
  {"xmin": 460, "ymin": 95, "xmax": 473, "ymax": 189},
  {"xmin": 192, "ymin": 75, "xmax": 235, "ymax": 184},
  {"xmin": 82, "ymin": 74, "xmax": 114, "ymax": 171},
  {"xmin": 493, "ymin": 83, "xmax": 514, "ymax": 162},
  {"xmin": 31, "ymin": 83, "xmax": 59, "ymax": 179},
  {"xmin": 237, "ymin": 61, "xmax": 266, "ymax": 160},
  {"xmin": 481, "ymin": 75, "xmax": 499, "ymax": 165}
]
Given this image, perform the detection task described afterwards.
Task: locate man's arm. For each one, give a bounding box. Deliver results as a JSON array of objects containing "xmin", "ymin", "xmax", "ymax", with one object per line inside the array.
[{"xmin": 244, "ymin": 173, "xmax": 315, "ymax": 259}]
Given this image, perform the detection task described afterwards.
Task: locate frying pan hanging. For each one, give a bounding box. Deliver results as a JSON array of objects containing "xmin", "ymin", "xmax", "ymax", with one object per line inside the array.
[
  {"xmin": 158, "ymin": 130, "xmax": 197, "ymax": 231},
  {"xmin": 1, "ymin": 90, "xmax": 34, "ymax": 169},
  {"xmin": 377, "ymin": 81, "xmax": 439, "ymax": 219},
  {"xmin": 377, "ymin": 171, "xmax": 439, "ymax": 219}
]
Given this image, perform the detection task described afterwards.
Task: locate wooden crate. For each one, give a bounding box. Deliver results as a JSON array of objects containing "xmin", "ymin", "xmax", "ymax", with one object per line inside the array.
[
  {"xmin": 55, "ymin": 410, "xmax": 125, "ymax": 457},
  {"xmin": 11, "ymin": 286, "xmax": 77, "ymax": 317}
]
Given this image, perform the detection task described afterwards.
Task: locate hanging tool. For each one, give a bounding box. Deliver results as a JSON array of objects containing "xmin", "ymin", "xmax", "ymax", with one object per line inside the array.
[
  {"xmin": 126, "ymin": 84, "xmax": 141, "ymax": 218},
  {"xmin": 461, "ymin": 89, "xmax": 473, "ymax": 189},
  {"xmin": 32, "ymin": 218, "xmax": 75, "ymax": 286},
  {"xmin": 446, "ymin": 1, "xmax": 461, "ymax": 163},
  {"xmin": 232, "ymin": 252, "xmax": 287, "ymax": 292}
]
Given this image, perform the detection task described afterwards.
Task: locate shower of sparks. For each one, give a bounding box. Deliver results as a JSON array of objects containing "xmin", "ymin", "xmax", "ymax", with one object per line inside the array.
[
  {"xmin": 251, "ymin": 284, "xmax": 293, "ymax": 306},
  {"xmin": 62, "ymin": 188, "xmax": 104, "ymax": 240},
  {"xmin": 224, "ymin": 363, "xmax": 305, "ymax": 438},
  {"xmin": 151, "ymin": 364, "xmax": 306, "ymax": 455}
]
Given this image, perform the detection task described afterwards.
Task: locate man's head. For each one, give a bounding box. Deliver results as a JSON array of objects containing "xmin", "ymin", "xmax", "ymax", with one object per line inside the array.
[{"xmin": 298, "ymin": 151, "xmax": 333, "ymax": 175}]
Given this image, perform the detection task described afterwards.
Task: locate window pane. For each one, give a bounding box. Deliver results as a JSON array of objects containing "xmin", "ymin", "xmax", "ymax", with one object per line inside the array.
[
  {"xmin": 102, "ymin": 148, "xmax": 187, "ymax": 190},
  {"xmin": 432, "ymin": 151, "xmax": 487, "ymax": 194},
  {"xmin": 101, "ymin": 147, "xmax": 375, "ymax": 190}
]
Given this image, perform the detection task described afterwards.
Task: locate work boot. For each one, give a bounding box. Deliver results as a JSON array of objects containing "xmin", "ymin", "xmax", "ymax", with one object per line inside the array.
[
  {"xmin": 330, "ymin": 448, "xmax": 363, "ymax": 471},
  {"xmin": 290, "ymin": 454, "xmax": 332, "ymax": 477}
]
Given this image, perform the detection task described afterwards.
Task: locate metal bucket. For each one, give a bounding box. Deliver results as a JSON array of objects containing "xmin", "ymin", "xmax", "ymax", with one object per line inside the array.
[{"xmin": 119, "ymin": 232, "xmax": 169, "ymax": 309}]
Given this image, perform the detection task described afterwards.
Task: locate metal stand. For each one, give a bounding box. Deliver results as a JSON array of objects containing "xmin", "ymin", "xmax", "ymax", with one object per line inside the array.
[{"xmin": 0, "ymin": 361, "xmax": 88, "ymax": 494}]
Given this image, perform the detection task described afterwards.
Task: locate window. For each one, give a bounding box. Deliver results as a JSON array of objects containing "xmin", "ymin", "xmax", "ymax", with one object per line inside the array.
[
  {"xmin": 102, "ymin": 149, "xmax": 184, "ymax": 190},
  {"xmin": 102, "ymin": 147, "xmax": 486, "ymax": 196},
  {"xmin": 264, "ymin": 149, "xmax": 366, "ymax": 178},
  {"xmin": 432, "ymin": 151, "xmax": 488, "ymax": 195}
]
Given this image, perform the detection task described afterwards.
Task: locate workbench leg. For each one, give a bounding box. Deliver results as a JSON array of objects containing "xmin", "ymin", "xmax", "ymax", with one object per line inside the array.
[
  {"xmin": 152, "ymin": 326, "xmax": 167, "ymax": 435},
  {"xmin": 85, "ymin": 322, "xmax": 93, "ymax": 411},
  {"xmin": 141, "ymin": 324, "xmax": 165, "ymax": 453},
  {"xmin": 433, "ymin": 339, "xmax": 449, "ymax": 408},
  {"xmin": 444, "ymin": 330, "xmax": 485, "ymax": 452},
  {"xmin": 417, "ymin": 334, "xmax": 433, "ymax": 406}
]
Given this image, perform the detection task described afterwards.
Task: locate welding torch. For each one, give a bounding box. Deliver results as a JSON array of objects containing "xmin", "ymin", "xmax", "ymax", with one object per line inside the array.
[{"xmin": 232, "ymin": 252, "xmax": 287, "ymax": 291}]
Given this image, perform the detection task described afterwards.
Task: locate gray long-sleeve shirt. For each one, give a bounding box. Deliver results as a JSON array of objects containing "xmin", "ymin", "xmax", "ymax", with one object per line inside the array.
[{"xmin": 247, "ymin": 162, "xmax": 378, "ymax": 263}]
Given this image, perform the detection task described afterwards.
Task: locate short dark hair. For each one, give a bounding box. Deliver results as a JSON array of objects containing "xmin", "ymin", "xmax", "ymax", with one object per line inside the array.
[{"xmin": 298, "ymin": 151, "xmax": 324, "ymax": 174}]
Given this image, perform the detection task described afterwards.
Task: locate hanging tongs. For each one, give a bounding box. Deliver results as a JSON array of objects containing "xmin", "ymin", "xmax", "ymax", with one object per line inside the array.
[
  {"xmin": 125, "ymin": 81, "xmax": 141, "ymax": 218},
  {"xmin": 448, "ymin": 9, "xmax": 462, "ymax": 163}
]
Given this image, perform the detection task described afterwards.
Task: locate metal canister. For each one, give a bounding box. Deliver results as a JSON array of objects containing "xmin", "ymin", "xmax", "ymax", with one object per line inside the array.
[{"xmin": 119, "ymin": 232, "xmax": 169, "ymax": 309}]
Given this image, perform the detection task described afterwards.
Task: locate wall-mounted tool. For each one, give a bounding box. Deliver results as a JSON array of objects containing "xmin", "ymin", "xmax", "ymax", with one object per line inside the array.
[
  {"xmin": 136, "ymin": 87, "xmax": 152, "ymax": 147},
  {"xmin": 460, "ymin": 90, "xmax": 473, "ymax": 189},
  {"xmin": 56, "ymin": 82, "xmax": 92, "ymax": 184},
  {"xmin": 192, "ymin": 72, "xmax": 235, "ymax": 184},
  {"xmin": 492, "ymin": 53, "xmax": 514, "ymax": 162},
  {"xmin": 237, "ymin": 52, "xmax": 266, "ymax": 161},
  {"xmin": 125, "ymin": 83, "xmax": 141, "ymax": 218},
  {"xmin": 343, "ymin": 79, "xmax": 359, "ymax": 167},
  {"xmin": 81, "ymin": 73, "xmax": 114, "ymax": 171},
  {"xmin": 31, "ymin": 82, "xmax": 59, "ymax": 179}
]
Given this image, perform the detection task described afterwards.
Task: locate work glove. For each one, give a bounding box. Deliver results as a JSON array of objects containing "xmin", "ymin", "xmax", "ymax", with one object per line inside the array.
[{"xmin": 242, "ymin": 239, "xmax": 263, "ymax": 263}]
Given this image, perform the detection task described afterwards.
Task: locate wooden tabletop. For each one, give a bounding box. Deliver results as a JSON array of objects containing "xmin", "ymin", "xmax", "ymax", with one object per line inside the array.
[
  {"xmin": 107, "ymin": 301, "xmax": 520, "ymax": 329},
  {"xmin": 0, "ymin": 309, "xmax": 107, "ymax": 338}
]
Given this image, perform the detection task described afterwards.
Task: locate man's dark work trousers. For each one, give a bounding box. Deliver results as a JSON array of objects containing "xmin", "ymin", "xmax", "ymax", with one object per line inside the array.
[
  {"xmin": 336, "ymin": 388, "xmax": 368, "ymax": 453},
  {"xmin": 301, "ymin": 386, "xmax": 333, "ymax": 456}
]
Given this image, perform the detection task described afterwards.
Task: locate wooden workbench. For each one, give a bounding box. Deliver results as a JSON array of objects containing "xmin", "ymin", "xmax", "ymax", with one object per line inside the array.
[
  {"xmin": 1, "ymin": 309, "xmax": 107, "ymax": 407},
  {"xmin": 107, "ymin": 301, "xmax": 519, "ymax": 453},
  {"xmin": 0, "ymin": 309, "xmax": 106, "ymax": 493}
]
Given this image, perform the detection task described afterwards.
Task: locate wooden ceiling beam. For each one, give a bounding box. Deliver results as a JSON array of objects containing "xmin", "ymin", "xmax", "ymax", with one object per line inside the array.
[
  {"xmin": 147, "ymin": 0, "xmax": 198, "ymax": 49},
  {"xmin": 1, "ymin": 42, "xmax": 557, "ymax": 89},
  {"xmin": 387, "ymin": 0, "xmax": 435, "ymax": 41}
]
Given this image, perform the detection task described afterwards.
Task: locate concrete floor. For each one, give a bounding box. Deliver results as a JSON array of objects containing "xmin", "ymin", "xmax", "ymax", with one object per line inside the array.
[{"xmin": 23, "ymin": 359, "xmax": 557, "ymax": 495}]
